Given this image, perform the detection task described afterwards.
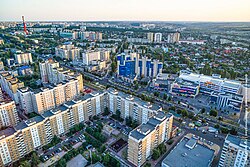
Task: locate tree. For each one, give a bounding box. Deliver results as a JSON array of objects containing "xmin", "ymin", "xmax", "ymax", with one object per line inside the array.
[
  {"xmin": 181, "ymin": 110, "xmax": 188, "ymax": 117},
  {"xmin": 31, "ymin": 152, "xmax": 40, "ymax": 166},
  {"xmin": 56, "ymin": 158, "xmax": 66, "ymax": 167},
  {"xmin": 214, "ymin": 124, "xmax": 220, "ymax": 129},
  {"xmin": 20, "ymin": 161, "xmax": 31, "ymax": 167},
  {"xmin": 116, "ymin": 110, "xmax": 121, "ymax": 119},
  {"xmin": 209, "ymin": 109, "xmax": 218, "ymax": 117},
  {"xmin": 144, "ymin": 163, "xmax": 151, "ymax": 167},
  {"xmin": 152, "ymin": 149, "xmax": 161, "ymax": 160},
  {"xmin": 201, "ymin": 108, "xmax": 206, "ymax": 114},
  {"xmin": 103, "ymin": 107, "xmax": 110, "ymax": 116},
  {"xmin": 230, "ymin": 128, "xmax": 238, "ymax": 135}
]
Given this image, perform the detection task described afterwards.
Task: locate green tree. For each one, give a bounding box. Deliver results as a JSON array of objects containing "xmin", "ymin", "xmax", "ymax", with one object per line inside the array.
[
  {"xmin": 152, "ymin": 149, "xmax": 161, "ymax": 160},
  {"xmin": 103, "ymin": 107, "xmax": 110, "ymax": 116},
  {"xmin": 31, "ymin": 152, "xmax": 40, "ymax": 166},
  {"xmin": 201, "ymin": 108, "xmax": 206, "ymax": 114},
  {"xmin": 209, "ymin": 109, "xmax": 218, "ymax": 117},
  {"xmin": 56, "ymin": 158, "xmax": 66, "ymax": 167},
  {"xmin": 20, "ymin": 161, "xmax": 31, "ymax": 167}
]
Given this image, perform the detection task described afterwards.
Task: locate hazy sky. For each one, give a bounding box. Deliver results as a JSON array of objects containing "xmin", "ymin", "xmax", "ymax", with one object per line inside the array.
[{"xmin": 1, "ymin": 0, "xmax": 250, "ymax": 22}]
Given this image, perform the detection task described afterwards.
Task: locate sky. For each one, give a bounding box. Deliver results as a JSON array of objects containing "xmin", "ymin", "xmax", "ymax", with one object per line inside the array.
[{"xmin": 0, "ymin": 0, "xmax": 250, "ymax": 22}]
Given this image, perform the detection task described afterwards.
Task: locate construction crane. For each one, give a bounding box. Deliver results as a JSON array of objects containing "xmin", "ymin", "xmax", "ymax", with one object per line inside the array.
[{"xmin": 22, "ymin": 16, "xmax": 28, "ymax": 35}]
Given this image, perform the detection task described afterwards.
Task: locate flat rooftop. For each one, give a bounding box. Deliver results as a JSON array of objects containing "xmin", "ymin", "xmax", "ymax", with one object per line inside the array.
[
  {"xmin": 162, "ymin": 137, "xmax": 215, "ymax": 167},
  {"xmin": 66, "ymin": 154, "xmax": 87, "ymax": 167}
]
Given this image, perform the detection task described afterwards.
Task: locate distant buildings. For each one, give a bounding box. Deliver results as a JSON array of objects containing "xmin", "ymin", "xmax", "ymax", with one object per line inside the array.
[
  {"xmin": 117, "ymin": 53, "xmax": 163, "ymax": 80},
  {"xmin": 14, "ymin": 52, "xmax": 33, "ymax": 65},
  {"xmin": 219, "ymin": 134, "xmax": 249, "ymax": 167},
  {"xmin": 154, "ymin": 33, "xmax": 162, "ymax": 43},
  {"xmin": 55, "ymin": 42, "xmax": 81, "ymax": 61},
  {"xmin": 127, "ymin": 112, "xmax": 173, "ymax": 166},
  {"xmin": 18, "ymin": 66, "xmax": 33, "ymax": 76},
  {"xmin": 179, "ymin": 40, "xmax": 206, "ymax": 45},
  {"xmin": 162, "ymin": 134, "xmax": 218, "ymax": 167},
  {"xmin": 167, "ymin": 32, "xmax": 180, "ymax": 43},
  {"xmin": 147, "ymin": 32, "xmax": 154, "ymax": 42},
  {"xmin": 82, "ymin": 49, "xmax": 110, "ymax": 66},
  {"xmin": 0, "ymin": 38, "xmax": 4, "ymax": 45},
  {"xmin": 39, "ymin": 59, "xmax": 83, "ymax": 91}
]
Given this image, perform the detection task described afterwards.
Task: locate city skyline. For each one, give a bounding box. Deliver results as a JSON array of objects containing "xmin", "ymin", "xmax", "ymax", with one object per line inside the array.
[{"xmin": 1, "ymin": 0, "xmax": 250, "ymax": 22}]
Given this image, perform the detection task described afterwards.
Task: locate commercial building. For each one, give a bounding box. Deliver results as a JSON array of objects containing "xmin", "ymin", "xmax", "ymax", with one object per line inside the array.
[
  {"xmin": 167, "ymin": 32, "xmax": 180, "ymax": 43},
  {"xmin": 107, "ymin": 88, "xmax": 162, "ymax": 124},
  {"xmin": 171, "ymin": 71, "xmax": 242, "ymax": 96},
  {"xmin": 127, "ymin": 112, "xmax": 173, "ymax": 166},
  {"xmin": 39, "ymin": 59, "xmax": 83, "ymax": 92},
  {"xmin": 55, "ymin": 43, "xmax": 81, "ymax": 61},
  {"xmin": 0, "ymin": 90, "xmax": 19, "ymax": 128},
  {"xmin": 0, "ymin": 72, "xmax": 24, "ymax": 103},
  {"xmin": 14, "ymin": 53, "xmax": 33, "ymax": 65},
  {"xmin": 154, "ymin": 33, "xmax": 162, "ymax": 43},
  {"xmin": 170, "ymin": 77, "xmax": 200, "ymax": 98},
  {"xmin": 162, "ymin": 134, "xmax": 217, "ymax": 167},
  {"xmin": 210, "ymin": 92, "xmax": 243, "ymax": 112},
  {"xmin": 0, "ymin": 61, "xmax": 4, "ymax": 71},
  {"xmin": 18, "ymin": 79, "xmax": 80, "ymax": 114},
  {"xmin": 219, "ymin": 134, "xmax": 249, "ymax": 167},
  {"xmin": 241, "ymin": 84, "xmax": 250, "ymax": 103},
  {"xmin": 152, "ymin": 73, "xmax": 169, "ymax": 91},
  {"xmin": 117, "ymin": 53, "xmax": 163, "ymax": 79},
  {"xmin": 0, "ymin": 90, "xmax": 106, "ymax": 166}
]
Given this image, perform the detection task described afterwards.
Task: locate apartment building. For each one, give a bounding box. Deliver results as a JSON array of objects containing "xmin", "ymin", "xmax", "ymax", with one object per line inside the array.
[
  {"xmin": 107, "ymin": 88, "xmax": 162, "ymax": 124},
  {"xmin": 0, "ymin": 90, "xmax": 107, "ymax": 166},
  {"xmin": 55, "ymin": 43, "xmax": 80, "ymax": 61},
  {"xmin": 154, "ymin": 33, "xmax": 162, "ymax": 43},
  {"xmin": 0, "ymin": 116, "xmax": 53, "ymax": 167},
  {"xmin": 147, "ymin": 32, "xmax": 154, "ymax": 43},
  {"xmin": 0, "ymin": 72, "xmax": 24, "ymax": 103},
  {"xmin": 127, "ymin": 112, "xmax": 173, "ymax": 167},
  {"xmin": 167, "ymin": 32, "xmax": 180, "ymax": 43},
  {"xmin": 39, "ymin": 60, "xmax": 83, "ymax": 92},
  {"xmin": 18, "ymin": 79, "xmax": 79, "ymax": 114},
  {"xmin": 0, "ymin": 98, "xmax": 19, "ymax": 129},
  {"xmin": 219, "ymin": 134, "xmax": 249, "ymax": 167},
  {"xmin": 14, "ymin": 53, "xmax": 33, "ymax": 65}
]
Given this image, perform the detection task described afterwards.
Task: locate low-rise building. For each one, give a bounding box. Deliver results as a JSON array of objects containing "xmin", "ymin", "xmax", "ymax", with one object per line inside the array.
[{"xmin": 162, "ymin": 134, "xmax": 218, "ymax": 167}]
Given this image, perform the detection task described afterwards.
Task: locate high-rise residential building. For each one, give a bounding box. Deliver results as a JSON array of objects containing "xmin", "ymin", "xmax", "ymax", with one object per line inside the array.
[
  {"xmin": 127, "ymin": 112, "xmax": 173, "ymax": 166},
  {"xmin": 0, "ymin": 90, "xmax": 19, "ymax": 128},
  {"xmin": 154, "ymin": 33, "xmax": 162, "ymax": 43},
  {"xmin": 147, "ymin": 32, "xmax": 154, "ymax": 43},
  {"xmin": 39, "ymin": 60, "xmax": 83, "ymax": 92},
  {"xmin": 167, "ymin": 32, "xmax": 180, "ymax": 43},
  {"xmin": 0, "ymin": 72, "xmax": 24, "ymax": 103},
  {"xmin": 219, "ymin": 134, "xmax": 249, "ymax": 167},
  {"xmin": 14, "ymin": 53, "xmax": 33, "ymax": 65},
  {"xmin": 55, "ymin": 42, "xmax": 81, "ymax": 61},
  {"xmin": 18, "ymin": 79, "xmax": 79, "ymax": 114},
  {"xmin": 117, "ymin": 53, "xmax": 163, "ymax": 79},
  {"xmin": 0, "ymin": 90, "xmax": 107, "ymax": 166},
  {"xmin": 107, "ymin": 88, "xmax": 162, "ymax": 124},
  {"xmin": 82, "ymin": 49, "xmax": 110, "ymax": 66},
  {"xmin": 0, "ymin": 61, "xmax": 4, "ymax": 71}
]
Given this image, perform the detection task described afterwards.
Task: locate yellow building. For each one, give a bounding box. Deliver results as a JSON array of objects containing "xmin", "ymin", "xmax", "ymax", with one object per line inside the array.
[{"xmin": 127, "ymin": 112, "xmax": 173, "ymax": 167}]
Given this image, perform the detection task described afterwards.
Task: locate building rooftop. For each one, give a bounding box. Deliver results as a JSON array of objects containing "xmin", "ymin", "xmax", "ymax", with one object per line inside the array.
[
  {"xmin": 226, "ymin": 134, "xmax": 250, "ymax": 151},
  {"xmin": 162, "ymin": 137, "xmax": 215, "ymax": 167},
  {"xmin": 0, "ymin": 127, "xmax": 16, "ymax": 139}
]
